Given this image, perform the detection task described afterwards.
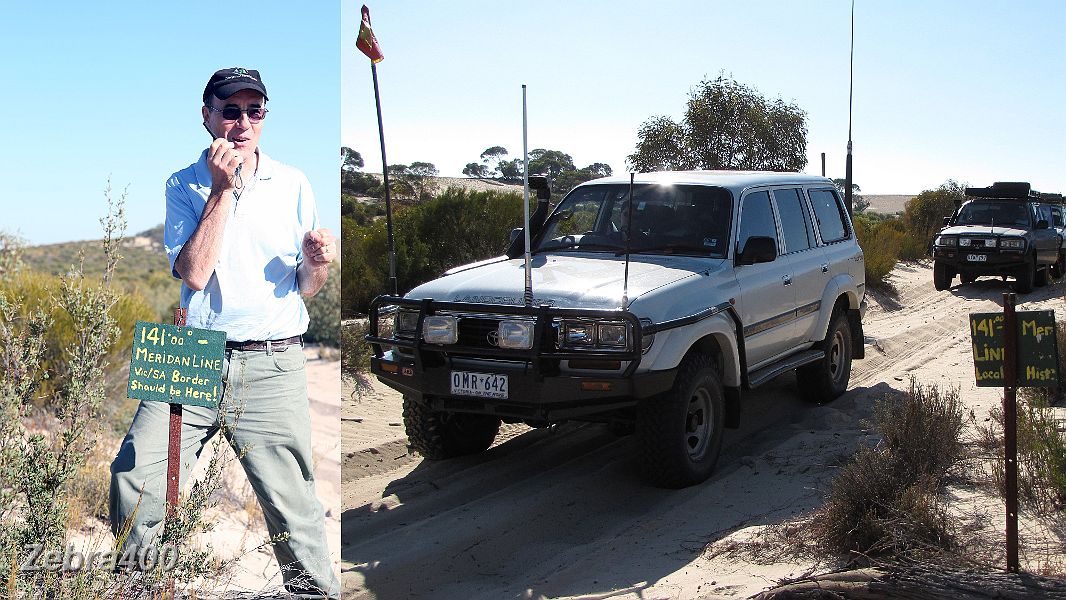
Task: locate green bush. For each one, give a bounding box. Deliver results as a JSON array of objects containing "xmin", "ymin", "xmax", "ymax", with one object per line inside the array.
[
  {"xmin": 854, "ymin": 214, "xmax": 902, "ymax": 288},
  {"xmin": 304, "ymin": 261, "xmax": 341, "ymax": 347},
  {"xmin": 899, "ymin": 180, "xmax": 965, "ymax": 261},
  {"xmin": 1, "ymin": 191, "xmax": 237, "ymax": 596},
  {"xmin": 0, "ymin": 270, "xmax": 154, "ymax": 407},
  {"xmin": 342, "ymin": 186, "xmax": 529, "ymax": 315}
]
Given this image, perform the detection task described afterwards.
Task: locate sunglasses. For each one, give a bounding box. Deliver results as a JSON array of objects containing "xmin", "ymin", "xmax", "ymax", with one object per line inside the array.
[{"xmin": 206, "ymin": 105, "xmax": 268, "ymax": 122}]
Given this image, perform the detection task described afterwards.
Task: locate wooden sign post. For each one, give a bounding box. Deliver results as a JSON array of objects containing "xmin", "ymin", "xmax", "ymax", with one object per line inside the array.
[{"xmin": 970, "ymin": 294, "xmax": 1059, "ymax": 573}]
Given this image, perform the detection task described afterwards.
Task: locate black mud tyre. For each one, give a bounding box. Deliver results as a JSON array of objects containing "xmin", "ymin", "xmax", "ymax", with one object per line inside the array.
[
  {"xmin": 402, "ymin": 396, "xmax": 501, "ymax": 459},
  {"xmin": 1036, "ymin": 264, "xmax": 1049, "ymax": 288},
  {"xmin": 932, "ymin": 260, "xmax": 953, "ymax": 291},
  {"xmin": 1015, "ymin": 258, "xmax": 1036, "ymax": 294},
  {"xmin": 636, "ymin": 353, "xmax": 725, "ymax": 488},
  {"xmin": 1051, "ymin": 251, "xmax": 1065, "ymax": 280},
  {"xmin": 798, "ymin": 311, "xmax": 853, "ymax": 404},
  {"xmin": 960, "ymin": 271, "xmax": 977, "ymax": 285}
]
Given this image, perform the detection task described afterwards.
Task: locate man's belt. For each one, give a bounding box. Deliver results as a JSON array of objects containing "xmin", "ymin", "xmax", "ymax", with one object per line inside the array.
[{"xmin": 225, "ymin": 335, "xmax": 303, "ymax": 352}]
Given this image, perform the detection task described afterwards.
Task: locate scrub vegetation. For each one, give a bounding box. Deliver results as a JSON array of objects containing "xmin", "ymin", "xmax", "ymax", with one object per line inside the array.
[
  {"xmin": 0, "ymin": 187, "xmax": 248, "ymax": 598},
  {"xmin": 812, "ymin": 381, "xmax": 965, "ymax": 560},
  {"xmin": 853, "ymin": 181, "xmax": 965, "ymax": 288}
]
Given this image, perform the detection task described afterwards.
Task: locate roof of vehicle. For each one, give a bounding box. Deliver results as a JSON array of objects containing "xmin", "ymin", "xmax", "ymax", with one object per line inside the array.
[
  {"xmin": 965, "ymin": 181, "xmax": 1062, "ymax": 203},
  {"xmin": 578, "ymin": 170, "xmax": 835, "ymax": 191}
]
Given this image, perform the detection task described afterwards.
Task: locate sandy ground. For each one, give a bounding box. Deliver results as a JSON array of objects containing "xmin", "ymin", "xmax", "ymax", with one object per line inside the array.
[
  {"xmin": 69, "ymin": 346, "xmax": 341, "ymax": 598},
  {"xmin": 340, "ymin": 261, "xmax": 1066, "ymax": 600},
  {"xmin": 193, "ymin": 346, "xmax": 342, "ymax": 596}
]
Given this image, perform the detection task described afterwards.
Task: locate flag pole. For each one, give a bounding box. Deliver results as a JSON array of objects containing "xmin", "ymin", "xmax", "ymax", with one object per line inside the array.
[
  {"xmin": 358, "ymin": 5, "xmax": 396, "ymax": 295},
  {"xmin": 522, "ymin": 85, "xmax": 533, "ymax": 307},
  {"xmin": 371, "ymin": 62, "xmax": 397, "ymax": 295}
]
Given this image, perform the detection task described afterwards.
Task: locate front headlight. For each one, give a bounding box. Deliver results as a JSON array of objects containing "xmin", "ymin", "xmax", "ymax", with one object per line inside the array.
[
  {"xmin": 423, "ymin": 315, "xmax": 458, "ymax": 344},
  {"xmin": 596, "ymin": 322, "xmax": 628, "ymax": 347},
  {"xmin": 560, "ymin": 320, "xmax": 630, "ymax": 349},
  {"xmin": 498, "ymin": 320, "xmax": 534, "ymax": 349},
  {"xmin": 937, "ymin": 235, "xmax": 957, "ymax": 247},
  {"xmin": 563, "ymin": 322, "xmax": 594, "ymax": 346},
  {"xmin": 1000, "ymin": 238, "xmax": 1025, "ymax": 250}
]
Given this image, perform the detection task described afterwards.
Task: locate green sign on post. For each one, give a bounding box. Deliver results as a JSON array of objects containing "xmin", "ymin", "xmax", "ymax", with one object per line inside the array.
[
  {"xmin": 970, "ymin": 310, "xmax": 1059, "ymax": 387},
  {"xmin": 127, "ymin": 320, "xmax": 226, "ymax": 408}
]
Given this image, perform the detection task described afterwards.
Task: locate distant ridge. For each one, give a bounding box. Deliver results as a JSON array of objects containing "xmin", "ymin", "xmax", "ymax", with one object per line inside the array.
[{"xmin": 864, "ymin": 195, "xmax": 914, "ymax": 214}]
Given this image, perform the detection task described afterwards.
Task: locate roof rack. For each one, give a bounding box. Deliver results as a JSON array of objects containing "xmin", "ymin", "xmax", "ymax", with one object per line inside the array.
[{"xmin": 965, "ymin": 181, "xmax": 1062, "ymax": 203}]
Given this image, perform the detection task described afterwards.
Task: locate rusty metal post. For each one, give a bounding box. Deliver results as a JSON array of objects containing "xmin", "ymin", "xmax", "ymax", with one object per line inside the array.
[
  {"xmin": 167, "ymin": 308, "xmax": 186, "ymax": 516},
  {"xmin": 166, "ymin": 308, "xmax": 187, "ymax": 597},
  {"xmin": 1002, "ymin": 292, "xmax": 1019, "ymax": 573}
]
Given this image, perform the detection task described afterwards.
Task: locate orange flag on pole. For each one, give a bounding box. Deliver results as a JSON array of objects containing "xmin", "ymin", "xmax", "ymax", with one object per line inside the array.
[{"xmin": 357, "ymin": 5, "xmax": 384, "ymax": 63}]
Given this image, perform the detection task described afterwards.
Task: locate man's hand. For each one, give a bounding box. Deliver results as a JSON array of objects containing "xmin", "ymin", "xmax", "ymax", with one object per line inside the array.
[
  {"xmin": 298, "ymin": 229, "xmax": 334, "ymax": 297},
  {"xmin": 207, "ymin": 138, "xmax": 243, "ymax": 192},
  {"xmin": 302, "ymin": 229, "xmax": 336, "ymax": 267}
]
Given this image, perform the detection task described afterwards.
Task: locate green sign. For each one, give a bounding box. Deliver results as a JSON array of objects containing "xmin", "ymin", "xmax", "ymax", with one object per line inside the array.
[
  {"xmin": 970, "ymin": 310, "xmax": 1059, "ymax": 387},
  {"xmin": 127, "ymin": 321, "xmax": 226, "ymax": 407}
]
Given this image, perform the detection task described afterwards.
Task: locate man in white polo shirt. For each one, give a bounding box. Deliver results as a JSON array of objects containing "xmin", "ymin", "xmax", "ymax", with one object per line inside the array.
[{"xmin": 109, "ymin": 67, "xmax": 338, "ymax": 599}]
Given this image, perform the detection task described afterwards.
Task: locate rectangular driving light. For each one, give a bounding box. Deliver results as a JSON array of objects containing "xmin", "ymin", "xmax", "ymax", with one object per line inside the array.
[
  {"xmin": 423, "ymin": 315, "xmax": 458, "ymax": 344},
  {"xmin": 395, "ymin": 309, "xmax": 419, "ymax": 337},
  {"xmin": 498, "ymin": 320, "xmax": 534, "ymax": 350}
]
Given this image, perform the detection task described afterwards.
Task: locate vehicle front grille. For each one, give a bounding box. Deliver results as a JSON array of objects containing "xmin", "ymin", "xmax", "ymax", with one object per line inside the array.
[
  {"xmin": 458, "ymin": 317, "xmax": 504, "ymax": 350},
  {"xmin": 960, "ymin": 237, "xmax": 995, "ymax": 248}
]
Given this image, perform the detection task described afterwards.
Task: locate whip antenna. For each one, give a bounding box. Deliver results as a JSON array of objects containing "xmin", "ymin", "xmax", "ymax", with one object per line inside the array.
[
  {"xmin": 622, "ymin": 172, "xmax": 635, "ymax": 309},
  {"xmin": 522, "ymin": 85, "xmax": 534, "ymax": 307}
]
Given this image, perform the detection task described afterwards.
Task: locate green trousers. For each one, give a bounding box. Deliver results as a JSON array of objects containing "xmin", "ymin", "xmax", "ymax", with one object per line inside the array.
[{"xmin": 109, "ymin": 345, "xmax": 339, "ymax": 599}]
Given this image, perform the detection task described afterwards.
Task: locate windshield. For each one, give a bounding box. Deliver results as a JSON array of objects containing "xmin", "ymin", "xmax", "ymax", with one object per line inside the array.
[
  {"xmin": 532, "ymin": 183, "xmax": 733, "ymax": 257},
  {"xmin": 955, "ymin": 201, "xmax": 1031, "ymax": 228}
]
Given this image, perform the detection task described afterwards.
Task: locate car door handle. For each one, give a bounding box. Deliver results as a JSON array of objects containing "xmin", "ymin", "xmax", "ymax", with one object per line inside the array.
[
  {"xmin": 783, "ymin": 275, "xmax": 792, "ymax": 286},
  {"xmin": 821, "ymin": 263, "xmax": 830, "ymax": 273}
]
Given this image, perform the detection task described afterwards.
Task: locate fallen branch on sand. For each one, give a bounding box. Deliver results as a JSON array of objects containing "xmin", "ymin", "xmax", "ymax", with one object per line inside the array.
[{"xmin": 753, "ymin": 565, "xmax": 1066, "ymax": 600}]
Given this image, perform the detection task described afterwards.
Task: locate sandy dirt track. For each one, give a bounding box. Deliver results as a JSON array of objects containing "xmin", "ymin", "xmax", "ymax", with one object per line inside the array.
[{"xmin": 341, "ymin": 263, "xmax": 1065, "ymax": 600}]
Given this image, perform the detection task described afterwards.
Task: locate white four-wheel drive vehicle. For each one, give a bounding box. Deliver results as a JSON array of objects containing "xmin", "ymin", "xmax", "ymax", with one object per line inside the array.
[{"xmin": 367, "ymin": 171, "xmax": 867, "ymax": 487}]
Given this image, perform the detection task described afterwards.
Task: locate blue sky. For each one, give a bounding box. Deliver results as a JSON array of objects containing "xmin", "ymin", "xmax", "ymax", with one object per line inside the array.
[
  {"xmin": 343, "ymin": 1, "xmax": 1065, "ymax": 198},
  {"xmin": 1, "ymin": 1, "xmax": 341, "ymax": 245}
]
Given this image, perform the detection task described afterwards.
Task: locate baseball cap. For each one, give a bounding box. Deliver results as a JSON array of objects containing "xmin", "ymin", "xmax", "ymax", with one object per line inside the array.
[{"xmin": 202, "ymin": 67, "xmax": 269, "ymax": 104}]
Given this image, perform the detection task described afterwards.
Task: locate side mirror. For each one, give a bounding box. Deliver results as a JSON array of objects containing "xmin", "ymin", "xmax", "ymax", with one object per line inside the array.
[
  {"xmin": 942, "ymin": 216, "xmax": 951, "ymax": 226},
  {"xmin": 736, "ymin": 236, "xmax": 777, "ymax": 266},
  {"xmin": 509, "ymin": 227, "xmax": 523, "ymax": 245},
  {"xmin": 1036, "ymin": 219, "xmax": 1050, "ymax": 230}
]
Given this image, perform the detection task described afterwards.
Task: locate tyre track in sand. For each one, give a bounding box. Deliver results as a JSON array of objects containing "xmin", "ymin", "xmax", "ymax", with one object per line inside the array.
[{"xmin": 340, "ymin": 262, "xmax": 1066, "ymax": 600}]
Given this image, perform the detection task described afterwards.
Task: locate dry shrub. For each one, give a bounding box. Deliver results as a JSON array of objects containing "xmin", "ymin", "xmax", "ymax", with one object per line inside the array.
[
  {"xmin": 875, "ymin": 380, "xmax": 964, "ymax": 482},
  {"xmin": 813, "ymin": 381, "xmax": 963, "ymax": 560},
  {"xmin": 342, "ymin": 320, "xmax": 371, "ymax": 376},
  {"xmin": 982, "ymin": 397, "xmax": 1066, "ymax": 510}
]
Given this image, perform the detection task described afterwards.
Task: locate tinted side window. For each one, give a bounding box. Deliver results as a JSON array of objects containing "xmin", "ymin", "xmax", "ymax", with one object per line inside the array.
[
  {"xmin": 1053, "ymin": 206, "xmax": 1064, "ymax": 228},
  {"xmin": 808, "ymin": 189, "xmax": 849, "ymax": 243},
  {"xmin": 773, "ymin": 188, "xmax": 814, "ymax": 253},
  {"xmin": 1038, "ymin": 204, "xmax": 1053, "ymax": 226},
  {"xmin": 738, "ymin": 191, "xmax": 777, "ymax": 255}
]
